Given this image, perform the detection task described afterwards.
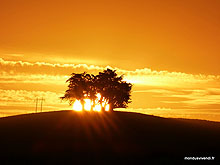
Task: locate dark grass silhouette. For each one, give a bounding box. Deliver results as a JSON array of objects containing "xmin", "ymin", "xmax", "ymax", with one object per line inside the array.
[{"xmin": 0, "ymin": 110, "xmax": 219, "ymax": 164}]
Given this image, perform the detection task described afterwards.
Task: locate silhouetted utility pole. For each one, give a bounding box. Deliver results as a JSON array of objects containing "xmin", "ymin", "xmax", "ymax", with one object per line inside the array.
[
  {"xmin": 35, "ymin": 97, "xmax": 45, "ymax": 113},
  {"xmin": 39, "ymin": 97, "xmax": 45, "ymax": 112},
  {"xmin": 35, "ymin": 98, "xmax": 38, "ymax": 113}
]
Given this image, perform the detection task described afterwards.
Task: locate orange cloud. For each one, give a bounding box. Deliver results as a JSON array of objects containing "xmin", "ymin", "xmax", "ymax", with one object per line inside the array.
[
  {"xmin": 1, "ymin": 58, "xmax": 220, "ymax": 88},
  {"xmin": 1, "ymin": 58, "xmax": 220, "ymax": 118}
]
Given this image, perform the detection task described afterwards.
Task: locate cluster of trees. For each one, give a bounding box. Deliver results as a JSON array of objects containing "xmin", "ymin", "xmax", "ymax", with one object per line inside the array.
[{"xmin": 61, "ymin": 69, "xmax": 132, "ymax": 111}]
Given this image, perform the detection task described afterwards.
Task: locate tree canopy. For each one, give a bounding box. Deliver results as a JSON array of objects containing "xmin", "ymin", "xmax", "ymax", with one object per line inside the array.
[{"xmin": 61, "ymin": 69, "xmax": 132, "ymax": 111}]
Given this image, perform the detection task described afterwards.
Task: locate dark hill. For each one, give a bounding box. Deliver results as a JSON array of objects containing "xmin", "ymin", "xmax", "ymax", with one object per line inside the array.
[{"xmin": 0, "ymin": 110, "xmax": 219, "ymax": 164}]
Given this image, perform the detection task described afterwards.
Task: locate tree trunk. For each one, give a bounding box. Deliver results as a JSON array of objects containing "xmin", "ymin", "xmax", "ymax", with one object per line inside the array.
[
  {"xmin": 90, "ymin": 99, "xmax": 94, "ymax": 111},
  {"xmin": 100, "ymin": 96, "xmax": 105, "ymax": 112},
  {"xmin": 109, "ymin": 103, "xmax": 114, "ymax": 112},
  {"xmin": 81, "ymin": 99, "xmax": 85, "ymax": 111},
  {"xmin": 91, "ymin": 104, "xmax": 95, "ymax": 111},
  {"xmin": 101, "ymin": 107, "xmax": 105, "ymax": 112}
]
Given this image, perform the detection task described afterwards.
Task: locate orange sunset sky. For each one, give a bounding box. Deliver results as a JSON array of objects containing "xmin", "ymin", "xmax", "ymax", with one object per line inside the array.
[{"xmin": 0, "ymin": 0, "xmax": 220, "ymax": 121}]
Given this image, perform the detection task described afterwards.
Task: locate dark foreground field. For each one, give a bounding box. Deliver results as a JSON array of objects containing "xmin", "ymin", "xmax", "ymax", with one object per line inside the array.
[{"xmin": 0, "ymin": 110, "xmax": 219, "ymax": 164}]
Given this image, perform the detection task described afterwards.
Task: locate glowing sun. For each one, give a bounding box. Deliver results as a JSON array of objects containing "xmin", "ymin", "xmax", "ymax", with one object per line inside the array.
[{"xmin": 72, "ymin": 93, "xmax": 109, "ymax": 112}]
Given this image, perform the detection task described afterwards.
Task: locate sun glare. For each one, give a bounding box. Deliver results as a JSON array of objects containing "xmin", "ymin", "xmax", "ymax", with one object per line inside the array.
[
  {"xmin": 97, "ymin": 93, "xmax": 101, "ymax": 100},
  {"xmin": 84, "ymin": 99, "xmax": 92, "ymax": 111},
  {"xmin": 105, "ymin": 104, "xmax": 110, "ymax": 111},
  {"xmin": 73, "ymin": 100, "xmax": 83, "ymax": 111},
  {"xmin": 72, "ymin": 93, "xmax": 110, "ymax": 112},
  {"xmin": 93, "ymin": 104, "xmax": 102, "ymax": 112}
]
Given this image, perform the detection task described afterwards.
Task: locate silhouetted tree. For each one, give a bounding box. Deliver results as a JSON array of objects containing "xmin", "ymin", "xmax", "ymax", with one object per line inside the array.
[
  {"xmin": 96, "ymin": 69, "xmax": 132, "ymax": 111},
  {"xmin": 61, "ymin": 69, "xmax": 132, "ymax": 111},
  {"xmin": 60, "ymin": 72, "xmax": 97, "ymax": 110}
]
